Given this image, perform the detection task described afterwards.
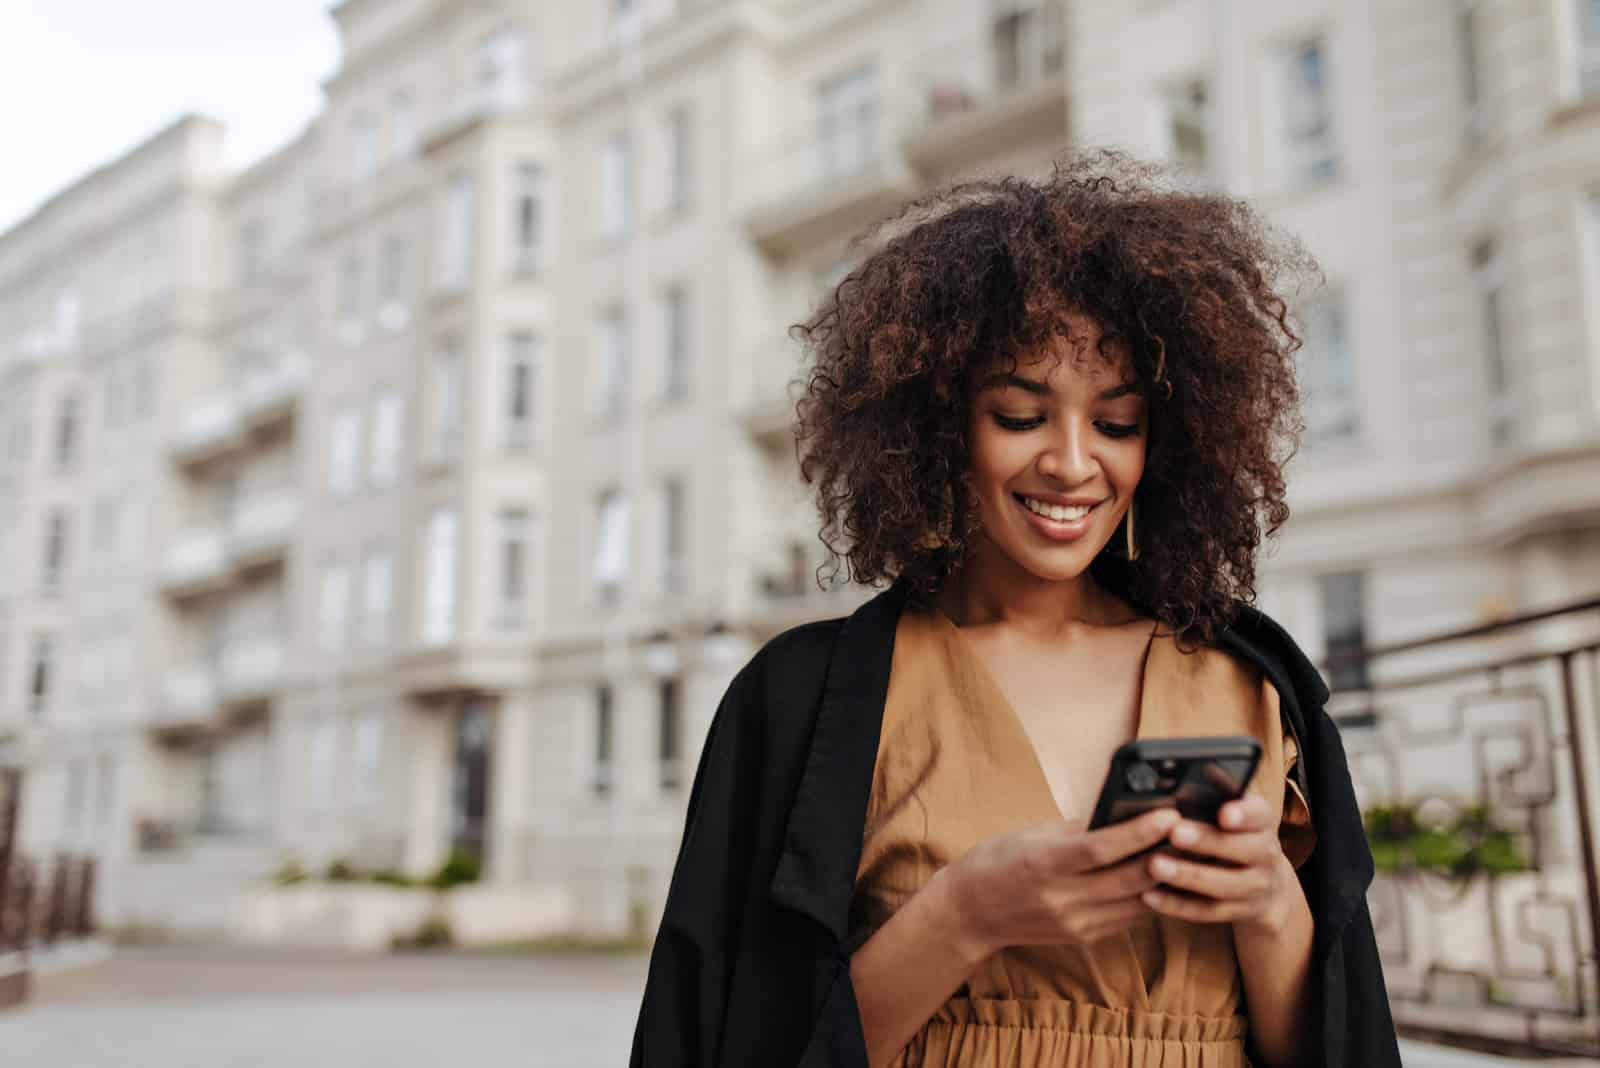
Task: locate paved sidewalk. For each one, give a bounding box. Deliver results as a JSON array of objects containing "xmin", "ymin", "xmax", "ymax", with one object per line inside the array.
[{"xmin": 0, "ymin": 944, "xmax": 1579, "ymax": 1067}]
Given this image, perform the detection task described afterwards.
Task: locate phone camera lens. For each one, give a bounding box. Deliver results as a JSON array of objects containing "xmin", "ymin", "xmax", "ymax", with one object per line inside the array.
[{"xmin": 1125, "ymin": 761, "xmax": 1159, "ymax": 793}]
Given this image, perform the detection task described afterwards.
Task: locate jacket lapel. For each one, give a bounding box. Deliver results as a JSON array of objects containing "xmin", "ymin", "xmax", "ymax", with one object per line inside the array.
[{"xmin": 768, "ymin": 579, "xmax": 910, "ymax": 943}]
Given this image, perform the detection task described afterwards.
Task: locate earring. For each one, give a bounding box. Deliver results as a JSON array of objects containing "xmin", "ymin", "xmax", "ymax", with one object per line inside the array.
[{"xmin": 1125, "ymin": 500, "xmax": 1139, "ymax": 561}]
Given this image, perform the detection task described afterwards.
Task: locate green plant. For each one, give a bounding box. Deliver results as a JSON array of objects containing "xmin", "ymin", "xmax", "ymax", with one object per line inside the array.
[
  {"xmin": 273, "ymin": 859, "xmax": 308, "ymax": 886},
  {"xmin": 426, "ymin": 850, "xmax": 481, "ymax": 891},
  {"xmin": 1363, "ymin": 801, "xmax": 1532, "ymax": 879},
  {"xmin": 368, "ymin": 868, "xmax": 414, "ymax": 888},
  {"xmin": 325, "ymin": 858, "xmax": 360, "ymax": 882},
  {"xmin": 391, "ymin": 913, "xmax": 454, "ymax": 951}
]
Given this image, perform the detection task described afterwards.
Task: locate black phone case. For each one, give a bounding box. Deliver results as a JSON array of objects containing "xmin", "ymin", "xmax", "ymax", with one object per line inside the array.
[{"xmin": 1087, "ymin": 735, "xmax": 1263, "ymax": 830}]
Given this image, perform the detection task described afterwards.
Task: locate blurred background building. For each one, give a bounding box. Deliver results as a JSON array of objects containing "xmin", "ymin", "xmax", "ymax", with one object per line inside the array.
[{"xmin": 1, "ymin": 0, "xmax": 1599, "ymax": 1032}]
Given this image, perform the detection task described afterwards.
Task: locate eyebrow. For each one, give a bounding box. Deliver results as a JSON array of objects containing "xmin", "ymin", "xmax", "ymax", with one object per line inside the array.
[{"xmin": 981, "ymin": 373, "xmax": 1143, "ymax": 400}]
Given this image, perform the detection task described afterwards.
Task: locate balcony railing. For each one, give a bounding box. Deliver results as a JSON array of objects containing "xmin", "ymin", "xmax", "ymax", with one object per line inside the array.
[
  {"xmin": 904, "ymin": 13, "xmax": 1067, "ymax": 140},
  {"xmin": 159, "ymin": 528, "xmax": 229, "ymax": 595},
  {"xmin": 217, "ymin": 637, "xmax": 285, "ymax": 703},
  {"xmin": 158, "ymin": 663, "xmax": 217, "ymax": 728},
  {"xmin": 227, "ymin": 490, "xmax": 297, "ymax": 567},
  {"xmin": 1331, "ymin": 595, "xmax": 1600, "ymax": 1056},
  {"xmin": 237, "ymin": 353, "xmax": 308, "ymax": 428},
  {"xmin": 171, "ymin": 395, "xmax": 243, "ymax": 464}
]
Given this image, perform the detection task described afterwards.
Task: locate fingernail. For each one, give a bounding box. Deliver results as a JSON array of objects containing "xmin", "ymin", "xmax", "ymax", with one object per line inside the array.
[
  {"xmin": 1171, "ymin": 823, "xmax": 1199, "ymax": 847},
  {"xmin": 1150, "ymin": 856, "xmax": 1175, "ymax": 879},
  {"xmin": 1221, "ymin": 807, "xmax": 1239, "ymax": 828}
]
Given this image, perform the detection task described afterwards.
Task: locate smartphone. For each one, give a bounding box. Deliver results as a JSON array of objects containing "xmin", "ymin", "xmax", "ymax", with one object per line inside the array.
[{"xmin": 1087, "ymin": 736, "xmax": 1263, "ymax": 831}]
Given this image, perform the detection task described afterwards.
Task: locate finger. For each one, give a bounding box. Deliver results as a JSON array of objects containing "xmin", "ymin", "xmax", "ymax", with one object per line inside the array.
[
  {"xmin": 1166, "ymin": 819, "xmax": 1274, "ymax": 866},
  {"xmin": 1141, "ymin": 886, "xmax": 1245, "ymax": 925},
  {"xmin": 1071, "ymin": 809, "xmax": 1181, "ymax": 871},
  {"xmin": 1148, "ymin": 853, "xmax": 1272, "ymax": 902},
  {"xmin": 1070, "ymin": 895, "xmax": 1157, "ymax": 943},
  {"xmin": 1216, "ymin": 794, "xmax": 1274, "ymax": 832},
  {"xmin": 1076, "ymin": 854, "xmax": 1161, "ymax": 904}
]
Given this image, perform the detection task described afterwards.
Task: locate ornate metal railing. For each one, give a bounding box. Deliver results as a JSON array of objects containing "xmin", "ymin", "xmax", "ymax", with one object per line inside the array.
[
  {"xmin": 0, "ymin": 769, "xmax": 98, "ymax": 1009},
  {"xmin": 1330, "ymin": 596, "xmax": 1600, "ymax": 1055}
]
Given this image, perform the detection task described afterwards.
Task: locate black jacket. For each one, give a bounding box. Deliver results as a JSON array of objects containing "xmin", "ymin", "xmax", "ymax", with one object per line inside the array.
[{"xmin": 630, "ymin": 577, "xmax": 1401, "ymax": 1067}]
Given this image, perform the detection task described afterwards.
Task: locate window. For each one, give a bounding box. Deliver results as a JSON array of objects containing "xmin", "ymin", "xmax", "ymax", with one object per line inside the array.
[
  {"xmin": 992, "ymin": 1, "xmax": 1065, "ymax": 89},
  {"xmin": 1472, "ymin": 239, "xmax": 1512, "ymax": 444},
  {"xmin": 319, "ymin": 559, "xmax": 351, "ymax": 653},
  {"xmin": 28, "ymin": 633, "xmax": 52, "ymax": 719},
  {"xmin": 1278, "ymin": 39, "xmax": 1336, "ymax": 185},
  {"xmin": 432, "ymin": 344, "xmax": 463, "ymax": 459},
  {"xmin": 443, "ymin": 174, "xmax": 475, "ymax": 290},
  {"xmin": 661, "ymin": 285, "xmax": 690, "ymax": 402},
  {"xmin": 598, "ymin": 310, "xmax": 627, "ymax": 420},
  {"xmin": 103, "ymin": 369, "xmax": 125, "ymax": 431},
  {"xmin": 338, "ymin": 252, "xmax": 364, "ymax": 344},
  {"xmin": 512, "ymin": 163, "xmax": 544, "ymax": 274},
  {"xmin": 41, "ymin": 510, "xmax": 67, "ymax": 594},
  {"xmin": 609, "ymin": 0, "xmax": 641, "ymax": 47},
  {"xmin": 478, "ymin": 27, "xmax": 529, "ymax": 111},
  {"xmin": 362, "ymin": 546, "xmax": 393, "ymax": 647},
  {"xmin": 666, "ymin": 105, "xmax": 693, "ymax": 214},
  {"xmin": 594, "ymin": 685, "xmax": 614, "ymax": 796},
  {"xmin": 1299, "ymin": 296, "xmax": 1359, "ymax": 450},
  {"xmin": 94, "ymin": 754, "xmax": 116, "ymax": 832},
  {"xmin": 661, "ymin": 477, "xmax": 686, "ymax": 595},
  {"xmin": 594, "ymin": 489, "xmax": 628, "ymax": 606},
  {"xmin": 505, "ymin": 332, "xmax": 537, "ymax": 450},
  {"xmin": 601, "ymin": 133, "xmax": 632, "ymax": 240},
  {"xmin": 1155, "ymin": 79, "xmax": 1209, "ymax": 176},
  {"xmin": 390, "ymin": 91, "xmax": 416, "ymax": 160},
  {"xmin": 370, "ymin": 388, "xmax": 403, "ymax": 486},
  {"xmin": 351, "ymin": 111, "xmax": 376, "ymax": 181},
  {"xmin": 1458, "ymin": 2, "xmax": 1485, "ymax": 144},
  {"xmin": 818, "ymin": 66, "xmax": 879, "ymax": 180},
  {"xmin": 307, "ymin": 717, "xmax": 338, "ymax": 812},
  {"xmin": 238, "ymin": 222, "xmax": 264, "ymax": 284},
  {"xmin": 659, "ymin": 678, "xmax": 682, "ymax": 792},
  {"xmin": 423, "ymin": 507, "xmax": 459, "ymax": 644},
  {"xmin": 92, "ymin": 497, "xmax": 117, "ymax": 558},
  {"xmin": 1318, "ymin": 571, "xmax": 1369, "ymax": 691},
  {"xmin": 329, "ymin": 403, "xmax": 362, "ymax": 495},
  {"xmin": 350, "ymin": 713, "xmax": 383, "ymax": 810},
  {"xmin": 498, "ymin": 508, "xmax": 530, "ymax": 628},
  {"xmin": 379, "ymin": 235, "xmax": 410, "ymax": 329},
  {"xmin": 1580, "ymin": 0, "xmax": 1600, "ymax": 97},
  {"xmin": 64, "ymin": 759, "xmax": 88, "ymax": 839},
  {"xmin": 55, "ymin": 392, "xmax": 78, "ymax": 470}
]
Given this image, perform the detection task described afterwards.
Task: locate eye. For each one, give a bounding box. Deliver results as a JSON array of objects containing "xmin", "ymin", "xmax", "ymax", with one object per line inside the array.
[
  {"xmin": 1097, "ymin": 421, "xmax": 1141, "ymax": 439},
  {"xmin": 993, "ymin": 413, "xmax": 1044, "ymax": 432}
]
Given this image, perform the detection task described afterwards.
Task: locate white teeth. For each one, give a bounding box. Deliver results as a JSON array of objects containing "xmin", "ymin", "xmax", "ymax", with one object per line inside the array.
[{"xmin": 1021, "ymin": 496, "xmax": 1093, "ymax": 522}]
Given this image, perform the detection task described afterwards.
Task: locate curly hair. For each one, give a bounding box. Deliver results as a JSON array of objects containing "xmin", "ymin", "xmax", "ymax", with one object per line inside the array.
[{"xmin": 792, "ymin": 150, "xmax": 1318, "ymax": 642}]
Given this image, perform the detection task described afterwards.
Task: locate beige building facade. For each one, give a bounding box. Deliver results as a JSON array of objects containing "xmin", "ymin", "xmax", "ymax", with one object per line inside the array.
[{"xmin": 1, "ymin": 0, "xmax": 1598, "ymax": 943}]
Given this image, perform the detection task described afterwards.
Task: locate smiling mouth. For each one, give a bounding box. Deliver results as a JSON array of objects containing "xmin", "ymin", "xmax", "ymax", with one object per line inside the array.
[{"xmin": 1012, "ymin": 493, "xmax": 1102, "ymax": 523}]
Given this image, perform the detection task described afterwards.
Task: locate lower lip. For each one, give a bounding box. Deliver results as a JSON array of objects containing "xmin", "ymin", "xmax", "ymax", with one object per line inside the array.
[{"xmin": 1014, "ymin": 494, "xmax": 1100, "ymax": 542}]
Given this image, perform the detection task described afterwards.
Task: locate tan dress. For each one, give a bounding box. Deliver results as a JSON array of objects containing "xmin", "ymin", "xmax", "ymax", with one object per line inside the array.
[{"xmin": 847, "ymin": 607, "xmax": 1316, "ymax": 1068}]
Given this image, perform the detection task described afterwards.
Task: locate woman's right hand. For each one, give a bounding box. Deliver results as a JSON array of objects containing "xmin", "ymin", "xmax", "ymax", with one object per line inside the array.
[{"xmin": 937, "ymin": 808, "xmax": 1180, "ymax": 959}]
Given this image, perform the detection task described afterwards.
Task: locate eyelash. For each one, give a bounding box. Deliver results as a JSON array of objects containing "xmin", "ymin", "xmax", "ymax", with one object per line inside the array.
[{"xmin": 993, "ymin": 414, "xmax": 1141, "ymax": 439}]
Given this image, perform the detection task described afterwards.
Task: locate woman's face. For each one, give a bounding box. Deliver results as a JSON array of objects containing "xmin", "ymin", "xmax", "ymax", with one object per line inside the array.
[{"xmin": 967, "ymin": 313, "xmax": 1148, "ymax": 585}]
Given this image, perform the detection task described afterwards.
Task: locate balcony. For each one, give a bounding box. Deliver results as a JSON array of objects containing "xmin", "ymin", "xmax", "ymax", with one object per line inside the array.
[
  {"xmin": 160, "ymin": 528, "xmax": 230, "ymax": 598},
  {"xmin": 741, "ymin": 97, "xmax": 920, "ymax": 258},
  {"xmin": 237, "ymin": 353, "xmax": 308, "ymax": 430},
  {"xmin": 171, "ymin": 394, "xmax": 245, "ymax": 467},
  {"xmin": 901, "ymin": 21, "xmax": 1069, "ymax": 174},
  {"xmin": 734, "ymin": 333, "xmax": 809, "ymax": 447},
  {"xmin": 217, "ymin": 637, "xmax": 285, "ymax": 704},
  {"xmin": 156, "ymin": 663, "xmax": 218, "ymax": 730},
  {"xmin": 227, "ymin": 490, "xmax": 297, "ymax": 569}
]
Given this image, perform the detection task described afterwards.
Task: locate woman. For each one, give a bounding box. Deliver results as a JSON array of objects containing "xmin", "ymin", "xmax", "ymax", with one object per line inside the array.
[{"xmin": 630, "ymin": 152, "xmax": 1400, "ymax": 1067}]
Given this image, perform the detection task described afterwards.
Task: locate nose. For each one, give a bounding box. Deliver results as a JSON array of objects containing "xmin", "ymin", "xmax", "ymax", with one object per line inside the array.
[{"xmin": 1037, "ymin": 422, "xmax": 1097, "ymax": 486}]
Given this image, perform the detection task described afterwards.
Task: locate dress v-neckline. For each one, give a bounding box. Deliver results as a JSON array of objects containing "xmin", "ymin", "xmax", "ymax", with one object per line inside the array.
[{"xmin": 929, "ymin": 608, "xmax": 1162, "ymax": 826}]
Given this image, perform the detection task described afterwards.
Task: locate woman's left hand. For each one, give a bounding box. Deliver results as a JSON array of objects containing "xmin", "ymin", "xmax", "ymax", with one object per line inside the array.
[{"xmin": 1139, "ymin": 795, "xmax": 1301, "ymax": 935}]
